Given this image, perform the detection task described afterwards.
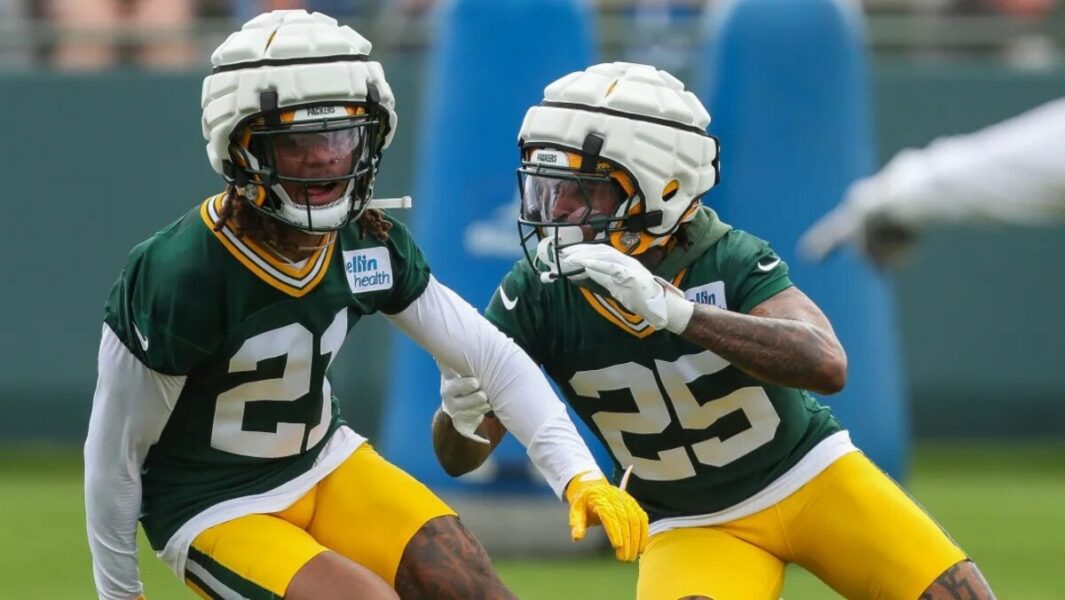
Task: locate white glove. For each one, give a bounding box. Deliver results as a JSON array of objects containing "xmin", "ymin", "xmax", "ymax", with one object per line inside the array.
[
  {"xmin": 535, "ymin": 231, "xmax": 585, "ymax": 283},
  {"xmin": 439, "ymin": 367, "xmax": 492, "ymax": 445},
  {"xmin": 798, "ymin": 178, "xmax": 918, "ymax": 268},
  {"xmin": 556, "ymin": 245, "xmax": 694, "ymax": 334}
]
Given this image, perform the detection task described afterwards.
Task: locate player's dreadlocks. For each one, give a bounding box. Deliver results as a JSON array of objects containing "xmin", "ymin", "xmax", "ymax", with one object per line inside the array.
[{"xmin": 213, "ymin": 185, "xmax": 392, "ymax": 249}]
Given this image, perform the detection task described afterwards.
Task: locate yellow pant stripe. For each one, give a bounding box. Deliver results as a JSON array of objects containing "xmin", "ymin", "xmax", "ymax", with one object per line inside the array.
[{"xmin": 188, "ymin": 535, "xmax": 303, "ymax": 599}]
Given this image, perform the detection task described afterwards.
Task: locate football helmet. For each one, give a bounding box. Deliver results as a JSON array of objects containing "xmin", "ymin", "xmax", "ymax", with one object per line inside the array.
[
  {"xmin": 517, "ymin": 62, "xmax": 720, "ymax": 275},
  {"xmin": 201, "ymin": 10, "xmax": 397, "ymax": 232}
]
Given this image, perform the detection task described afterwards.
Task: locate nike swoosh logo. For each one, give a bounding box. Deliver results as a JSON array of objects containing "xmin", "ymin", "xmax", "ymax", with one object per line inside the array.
[
  {"xmin": 133, "ymin": 322, "xmax": 149, "ymax": 351},
  {"xmin": 499, "ymin": 286, "xmax": 518, "ymax": 310},
  {"xmin": 757, "ymin": 257, "xmax": 781, "ymax": 272}
]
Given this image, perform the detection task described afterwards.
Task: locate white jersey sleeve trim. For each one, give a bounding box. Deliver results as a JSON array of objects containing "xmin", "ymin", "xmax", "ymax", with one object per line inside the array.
[
  {"xmin": 85, "ymin": 324, "xmax": 185, "ymax": 600},
  {"xmin": 387, "ymin": 275, "xmax": 602, "ymax": 497},
  {"xmin": 648, "ymin": 430, "xmax": 857, "ymax": 536}
]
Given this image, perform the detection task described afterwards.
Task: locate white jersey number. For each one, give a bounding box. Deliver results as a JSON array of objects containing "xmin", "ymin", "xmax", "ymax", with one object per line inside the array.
[
  {"xmin": 211, "ymin": 310, "xmax": 346, "ymax": 458},
  {"xmin": 570, "ymin": 350, "xmax": 781, "ymax": 481}
]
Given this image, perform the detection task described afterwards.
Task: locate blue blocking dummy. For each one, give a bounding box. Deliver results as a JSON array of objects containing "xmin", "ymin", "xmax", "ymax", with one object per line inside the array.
[
  {"xmin": 380, "ymin": 0, "xmax": 608, "ymax": 494},
  {"xmin": 699, "ymin": 0, "xmax": 907, "ymax": 478}
]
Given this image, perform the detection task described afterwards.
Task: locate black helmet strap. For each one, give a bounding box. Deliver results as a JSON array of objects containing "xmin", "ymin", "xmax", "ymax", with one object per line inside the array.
[
  {"xmin": 580, "ymin": 133, "xmax": 604, "ymax": 173},
  {"xmin": 259, "ymin": 90, "xmax": 281, "ymax": 127}
]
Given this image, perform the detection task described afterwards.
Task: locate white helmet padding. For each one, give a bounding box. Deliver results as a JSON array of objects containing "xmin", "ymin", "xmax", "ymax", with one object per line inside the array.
[
  {"xmin": 518, "ymin": 62, "xmax": 719, "ymax": 239},
  {"xmin": 200, "ymin": 10, "xmax": 397, "ymax": 231}
]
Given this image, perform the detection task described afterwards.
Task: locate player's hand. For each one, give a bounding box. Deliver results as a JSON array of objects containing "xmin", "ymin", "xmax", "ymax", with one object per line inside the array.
[
  {"xmin": 798, "ymin": 178, "xmax": 919, "ymax": 268},
  {"xmin": 439, "ymin": 367, "xmax": 492, "ymax": 445},
  {"xmin": 533, "ymin": 232, "xmax": 585, "ymax": 282},
  {"xmin": 558, "ymin": 244, "xmax": 666, "ymax": 328},
  {"xmin": 557, "ymin": 244, "xmax": 693, "ymax": 333},
  {"xmin": 565, "ymin": 471, "xmax": 648, "ymax": 562}
]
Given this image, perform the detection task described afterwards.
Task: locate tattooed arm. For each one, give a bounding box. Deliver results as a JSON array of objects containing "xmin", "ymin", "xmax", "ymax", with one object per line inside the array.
[
  {"xmin": 919, "ymin": 560, "xmax": 996, "ymax": 600},
  {"xmin": 679, "ymin": 286, "xmax": 847, "ymax": 395},
  {"xmin": 557, "ymin": 243, "xmax": 846, "ymax": 394}
]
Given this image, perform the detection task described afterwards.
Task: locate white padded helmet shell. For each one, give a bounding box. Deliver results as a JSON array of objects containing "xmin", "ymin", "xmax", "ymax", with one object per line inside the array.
[
  {"xmin": 518, "ymin": 62, "xmax": 719, "ymax": 239},
  {"xmin": 201, "ymin": 10, "xmax": 397, "ymax": 176}
]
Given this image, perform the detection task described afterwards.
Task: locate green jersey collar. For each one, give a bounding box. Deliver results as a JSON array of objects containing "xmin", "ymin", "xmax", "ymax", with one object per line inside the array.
[{"xmin": 653, "ymin": 206, "xmax": 732, "ymax": 281}]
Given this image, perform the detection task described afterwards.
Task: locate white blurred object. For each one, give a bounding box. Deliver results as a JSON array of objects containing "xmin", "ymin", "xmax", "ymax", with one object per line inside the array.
[
  {"xmin": 800, "ymin": 97, "xmax": 1065, "ymax": 267},
  {"xmin": 368, "ymin": 196, "xmax": 413, "ymax": 210},
  {"xmin": 1003, "ymin": 34, "xmax": 1060, "ymax": 71}
]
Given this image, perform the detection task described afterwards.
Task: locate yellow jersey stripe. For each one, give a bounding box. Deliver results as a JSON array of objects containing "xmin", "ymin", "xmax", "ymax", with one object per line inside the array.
[
  {"xmin": 199, "ymin": 195, "xmax": 336, "ymax": 298},
  {"xmin": 578, "ymin": 288, "xmax": 655, "ymax": 338},
  {"xmin": 578, "ymin": 268, "xmax": 688, "ymax": 338},
  {"xmin": 207, "ymin": 195, "xmax": 330, "ymax": 279}
]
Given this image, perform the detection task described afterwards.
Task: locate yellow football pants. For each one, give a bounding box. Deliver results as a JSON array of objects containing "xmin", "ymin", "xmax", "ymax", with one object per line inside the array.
[
  {"xmin": 184, "ymin": 444, "xmax": 455, "ymax": 599},
  {"xmin": 638, "ymin": 451, "xmax": 967, "ymax": 600}
]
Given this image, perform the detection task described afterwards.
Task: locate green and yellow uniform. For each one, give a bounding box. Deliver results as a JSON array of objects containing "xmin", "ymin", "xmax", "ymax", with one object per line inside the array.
[
  {"xmin": 487, "ymin": 208, "xmax": 845, "ymax": 523},
  {"xmin": 486, "ymin": 208, "xmax": 965, "ymax": 600},
  {"xmin": 95, "ymin": 194, "xmax": 452, "ymax": 598}
]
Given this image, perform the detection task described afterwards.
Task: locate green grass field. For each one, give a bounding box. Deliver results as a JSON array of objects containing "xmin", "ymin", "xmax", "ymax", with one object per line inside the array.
[{"xmin": 3, "ymin": 443, "xmax": 1063, "ymax": 599}]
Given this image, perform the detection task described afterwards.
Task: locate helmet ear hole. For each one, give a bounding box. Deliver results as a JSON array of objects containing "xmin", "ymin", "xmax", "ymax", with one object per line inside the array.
[{"xmin": 662, "ymin": 179, "xmax": 680, "ymax": 201}]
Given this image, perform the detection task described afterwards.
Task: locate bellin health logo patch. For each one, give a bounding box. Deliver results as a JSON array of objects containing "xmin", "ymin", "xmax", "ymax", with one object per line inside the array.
[
  {"xmin": 684, "ymin": 280, "xmax": 727, "ymax": 310},
  {"xmin": 344, "ymin": 247, "xmax": 393, "ymax": 293}
]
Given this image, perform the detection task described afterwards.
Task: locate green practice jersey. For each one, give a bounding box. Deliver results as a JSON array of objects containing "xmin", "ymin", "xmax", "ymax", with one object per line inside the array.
[
  {"xmin": 103, "ymin": 194, "xmax": 430, "ymax": 550},
  {"xmin": 486, "ymin": 209, "xmax": 842, "ymax": 522}
]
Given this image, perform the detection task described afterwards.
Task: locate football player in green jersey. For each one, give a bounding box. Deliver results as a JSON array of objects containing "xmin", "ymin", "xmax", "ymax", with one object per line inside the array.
[
  {"xmin": 432, "ymin": 63, "xmax": 996, "ymax": 600},
  {"xmin": 84, "ymin": 13, "xmax": 646, "ymax": 600}
]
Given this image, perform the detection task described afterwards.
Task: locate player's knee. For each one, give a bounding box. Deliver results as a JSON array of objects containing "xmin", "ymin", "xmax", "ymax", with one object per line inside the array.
[
  {"xmin": 286, "ymin": 551, "xmax": 398, "ymax": 600},
  {"xmin": 395, "ymin": 515, "xmax": 515, "ymax": 599},
  {"xmin": 920, "ymin": 559, "xmax": 996, "ymax": 600}
]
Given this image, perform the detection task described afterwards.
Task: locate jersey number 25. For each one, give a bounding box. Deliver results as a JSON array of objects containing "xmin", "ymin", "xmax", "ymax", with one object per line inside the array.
[{"xmin": 571, "ymin": 350, "xmax": 781, "ymax": 481}]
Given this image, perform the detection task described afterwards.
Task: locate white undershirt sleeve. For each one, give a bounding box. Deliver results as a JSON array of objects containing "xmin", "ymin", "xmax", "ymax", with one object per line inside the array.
[
  {"xmin": 874, "ymin": 97, "xmax": 1065, "ymax": 227},
  {"xmin": 386, "ymin": 276, "xmax": 602, "ymax": 497},
  {"xmin": 85, "ymin": 324, "xmax": 185, "ymax": 600}
]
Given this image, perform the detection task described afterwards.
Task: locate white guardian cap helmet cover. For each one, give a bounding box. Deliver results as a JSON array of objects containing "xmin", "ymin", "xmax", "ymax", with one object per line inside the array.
[
  {"xmin": 201, "ymin": 10, "xmax": 398, "ymax": 232},
  {"xmin": 517, "ymin": 62, "xmax": 720, "ymax": 270}
]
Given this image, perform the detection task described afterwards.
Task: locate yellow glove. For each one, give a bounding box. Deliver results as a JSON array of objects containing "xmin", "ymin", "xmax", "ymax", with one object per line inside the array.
[{"xmin": 565, "ymin": 471, "xmax": 648, "ymax": 562}]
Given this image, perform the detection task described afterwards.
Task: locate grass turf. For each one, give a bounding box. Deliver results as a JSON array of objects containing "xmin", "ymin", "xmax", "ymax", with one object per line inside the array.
[{"xmin": 3, "ymin": 443, "xmax": 1063, "ymax": 599}]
